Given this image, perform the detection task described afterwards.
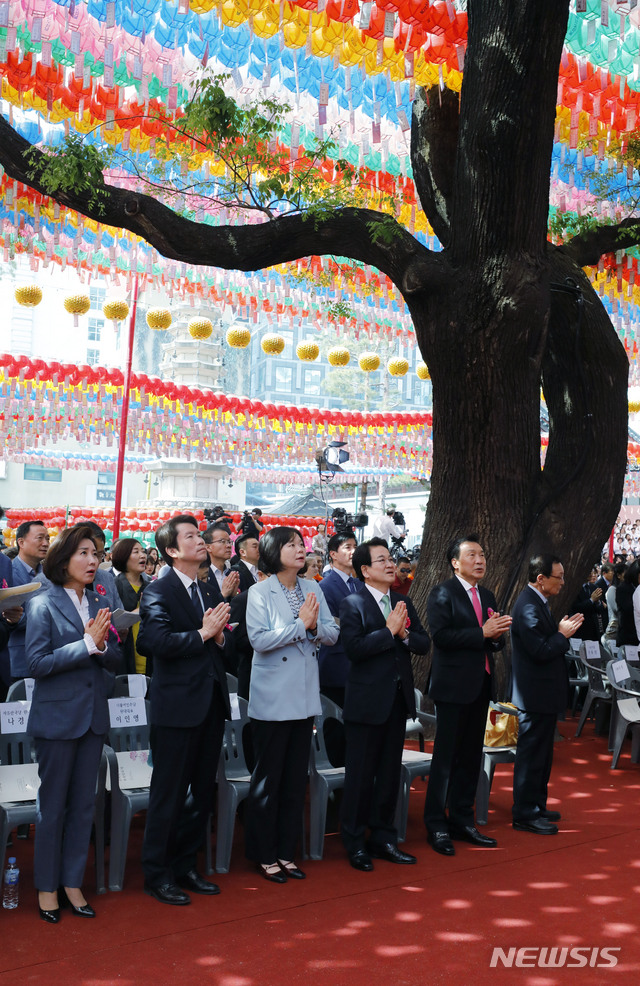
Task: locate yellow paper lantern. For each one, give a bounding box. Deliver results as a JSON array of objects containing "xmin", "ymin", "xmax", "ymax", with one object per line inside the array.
[
  {"xmin": 103, "ymin": 299, "xmax": 129, "ymax": 323},
  {"xmin": 296, "ymin": 340, "xmax": 320, "ymax": 362},
  {"xmin": 416, "ymin": 362, "xmax": 430, "ymax": 380},
  {"xmin": 388, "ymin": 357, "xmax": 409, "ymax": 377},
  {"xmin": 190, "ymin": 317, "xmax": 214, "ymax": 340},
  {"xmin": 261, "ymin": 333, "xmax": 286, "ymax": 354},
  {"xmin": 63, "ymin": 293, "xmax": 91, "ymax": 326},
  {"xmin": 630, "ymin": 400, "xmax": 640, "ymax": 414},
  {"xmin": 327, "ymin": 346, "xmax": 350, "ymax": 367},
  {"xmin": 146, "ymin": 307, "xmax": 172, "ymax": 331},
  {"xmin": 14, "ymin": 284, "xmax": 43, "ymax": 307},
  {"xmin": 226, "ymin": 325, "xmax": 251, "ymax": 348},
  {"xmin": 358, "ymin": 352, "xmax": 380, "ymax": 372}
]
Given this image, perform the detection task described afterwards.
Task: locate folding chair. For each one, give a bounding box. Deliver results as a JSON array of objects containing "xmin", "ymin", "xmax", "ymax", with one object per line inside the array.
[
  {"xmin": 214, "ymin": 696, "xmax": 252, "ymax": 874},
  {"xmin": 308, "ymin": 696, "xmax": 346, "ymax": 860}
]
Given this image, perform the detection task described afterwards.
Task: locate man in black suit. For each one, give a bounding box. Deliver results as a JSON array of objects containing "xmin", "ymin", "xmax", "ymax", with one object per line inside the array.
[
  {"xmin": 231, "ymin": 534, "xmax": 260, "ymax": 593},
  {"xmin": 424, "ymin": 535, "xmax": 512, "ymax": 856},
  {"xmin": 511, "ymin": 553, "xmax": 583, "ymax": 834},
  {"xmin": 318, "ymin": 532, "xmax": 361, "ymax": 709},
  {"xmin": 339, "ymin": 538, "xmax": 430, "ymax": 871},
  {"xmin": 137, "ymin": 515, "xmax": 231, "ymax": 905},
  {"xmin": 202, "ymin": 523, "xmax": 240, "ymax": 601}
]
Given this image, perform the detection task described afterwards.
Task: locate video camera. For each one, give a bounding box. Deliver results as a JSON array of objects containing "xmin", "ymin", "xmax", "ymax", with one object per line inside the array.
[{"xmin": 332, "ymin": 507, "xmax": 368, "ymax": 536}]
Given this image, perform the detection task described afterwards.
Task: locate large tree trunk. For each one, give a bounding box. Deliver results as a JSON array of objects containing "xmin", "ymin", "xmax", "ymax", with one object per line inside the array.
[{"xmin": 407, "ymin": 0, "xmax": 628, "ymax": 693}]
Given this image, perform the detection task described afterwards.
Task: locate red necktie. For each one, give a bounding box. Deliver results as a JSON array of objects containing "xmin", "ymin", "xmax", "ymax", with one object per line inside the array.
[{"xmin": 471, "ymin": 587, "xmax": 491, "ymax": 674}]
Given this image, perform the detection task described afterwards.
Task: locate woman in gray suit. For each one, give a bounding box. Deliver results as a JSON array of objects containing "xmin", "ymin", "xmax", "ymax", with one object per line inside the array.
[
  {"xmin": 26, "ymin": 525, "xmax": 121, "ymax": 923},
  {"xmin": 245, "ymin": 527, "xmax": 338, "ymax": 882}
]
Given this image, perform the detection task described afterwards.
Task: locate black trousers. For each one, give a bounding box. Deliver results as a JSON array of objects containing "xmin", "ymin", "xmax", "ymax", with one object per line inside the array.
[
  {"xmin": 142, "ymin": 682, "xmax": 225, "ymax": 886},
  {"xmin": 423, "ymin": 674, "xmax": 490, "ymax": 832},
  {"xmin": 341, "ymin": 687, "xmax": 408, "ymax": 854},
  {"xmin": 244, "ymin": 717, "xmax": 313, "ymax": 864},
  {"xmin": 512, "ymin": 710, "xmax": 557, "ymax": 821}
]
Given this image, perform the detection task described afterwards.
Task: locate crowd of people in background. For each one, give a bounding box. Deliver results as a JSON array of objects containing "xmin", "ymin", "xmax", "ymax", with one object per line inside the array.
[{"xmin": 0, "ymin": 504, "xmax": 631, "ymax": 923}]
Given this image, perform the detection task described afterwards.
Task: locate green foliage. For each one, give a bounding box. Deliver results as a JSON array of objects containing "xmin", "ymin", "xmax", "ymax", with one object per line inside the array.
[
  {"xmin": 26, "ymin": 135, "xmax": 113, "ymax": 214},
  {"xmin": 548, "ymin": 211, "xmax": 604, "ymax": 241},
  {"xmin": 367, "ymin": 213, "xmax": 401, "ymax": 247}
]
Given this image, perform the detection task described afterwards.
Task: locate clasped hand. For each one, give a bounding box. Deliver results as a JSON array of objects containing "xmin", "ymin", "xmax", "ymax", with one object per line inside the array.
[
  {"xmin": 482, "ymin": 612, "xmax": 512, "ymax": 639},
  {"xmin": 85, "ymin": 608, "xmax": 111, "ymax": 650},
  {"xmin": 201, "ymin": 602, "xmax": 231, "ymax": 644},
  {"xmin": 559, "ymin": 612, "xmax": 584, "ymax": 639},
  {"xmin": 299, "ymin": 592, "xmax": 319, "ymax": 630},
  {"xmin": 387, "ymin": 601, "xmax": 409, "ymax": 638}
]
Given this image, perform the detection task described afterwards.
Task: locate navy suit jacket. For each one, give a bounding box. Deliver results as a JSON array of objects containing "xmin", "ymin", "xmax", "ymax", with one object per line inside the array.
[
  {"xmin": 427, "ymin": 577, "xmax": 504, "ymax": 704},
  {"xmin": 318, "ymin": 569, "xmax": 362, "ymax": 689},
  {"xmin": 340, "ymin": 588, "xmax": 430, "ymax": 725},
  {"xmin": 510, "ymin": 585, "xmax": 570, "ymax": 715},
  {"xmin": 137, "ymin": 568, "xmax": 231, "ymax": 728},
  {"xmin": 25, "ymin": 584, "xmax": 121, "ymax": 740}
]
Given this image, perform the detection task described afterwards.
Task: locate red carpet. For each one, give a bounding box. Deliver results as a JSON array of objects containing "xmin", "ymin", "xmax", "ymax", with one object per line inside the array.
[{"xmin": 2, "ymin": 721, "xmax": 639, "ymax": 986}]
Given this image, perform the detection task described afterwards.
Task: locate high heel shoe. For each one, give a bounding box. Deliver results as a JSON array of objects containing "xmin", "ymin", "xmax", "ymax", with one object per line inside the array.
[
  {"xmin": 38, "ymin": 905, "xmax": 61, "ymax": 924},
  {"xmin": 58, "ymin": 886, "xmax": 96, "ymax": 918},
  {"xmin": 258, "ymin": 862, "xmax": 287, "ymax": 884}
]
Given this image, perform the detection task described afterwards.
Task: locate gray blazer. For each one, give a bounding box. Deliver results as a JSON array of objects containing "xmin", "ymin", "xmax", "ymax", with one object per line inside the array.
[
  {"xmin": 25, "ymin": 585, "xmax": 121, "ymax": 740},
  {"xmin": 246, "ymin": 575, "xmax": 339, "ymax": 721}
]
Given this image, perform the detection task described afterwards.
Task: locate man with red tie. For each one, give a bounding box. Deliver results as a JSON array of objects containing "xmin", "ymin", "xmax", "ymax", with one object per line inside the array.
[{"xmin": 424, "ymin": 535, "xmax": 512, "ymax": 856}]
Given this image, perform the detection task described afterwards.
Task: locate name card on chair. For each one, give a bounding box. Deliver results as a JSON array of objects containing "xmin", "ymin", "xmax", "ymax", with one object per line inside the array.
[
  {"xmin": 127, "ymin": 674, "xmax": 147, "ymax": 698},
  {"xmin": 625, "ymin": 645, "xmax": 640, "ymax": 663},
  {"xmin": 569, "ymin": 638, "xmax": 583, "ymax": 653},
  {"xmin": 115, "ymin": 750, "xmax": 152, "ymax": 790},
  {"xmin": 229, "ymin": 692, "xmax": 241, "ymax": 720},
  {"xmin": 0, "ymin": 701, "xmax": 31, "ymax": 734},
  {"xmin": 0, "ymin": 763, "xmax": 40, "ymax": 801},
  {"xmin": 108, "ymin": 697, "xmax": 147, "ymax": 729},
  {"xmin": 584, "ymin": 641, "xmax": 600, "ymax": 663},
  {"xmin": 611, "ymin": 659, "xmax": 630, "ymax": 684},
  {"xmin": 24, "ymin": 679, "xmax": 35, "ymax": 702}
]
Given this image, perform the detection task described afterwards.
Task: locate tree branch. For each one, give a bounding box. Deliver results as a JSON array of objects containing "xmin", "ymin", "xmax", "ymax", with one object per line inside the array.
[
  {"xmin": 563, "ymin": 216, "xmax": 640, "ymax": 267},
  {"xmin": 0, "ymin": 113, "xmax": 430, "ymax": 292},
  {"xmin": 410, "ymin": 85, "xmax": 459, "ymax": 247}
]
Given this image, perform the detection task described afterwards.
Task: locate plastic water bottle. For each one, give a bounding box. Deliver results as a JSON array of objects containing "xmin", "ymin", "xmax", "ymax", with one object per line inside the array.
[{"xmin": 2, "ymin": 857, "xmax": 19, "ymax": 909}]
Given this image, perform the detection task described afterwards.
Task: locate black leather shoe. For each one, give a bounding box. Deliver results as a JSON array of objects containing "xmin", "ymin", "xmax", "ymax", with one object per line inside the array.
[
  {"xmin": 367, "ymin": 843, "xmax": 417, "ymax": 864},
  {"xmin": 427, "ymin": 831, "xmax": 455, "ymax": 856},
  {"xmin": 258, "ymin": 863, "xmax": 288, "ymax": 883},
  {"xmin": 144, "ymin": 882, "xmax": 191, "ymax": 905},
  {"xmin": 539, "ymin": 809, "xmax": 561, "ymax": 822},
  {"xmin": 348, "ymin": 850, "xmax": 374, "ymax": 871},
  {"xmin": 278, "ymin": 860, "xmax": 306, "ymax": 880},
  {"xmin": 58, "ymin": 887, "xmax": 96, "ymax": 917},
  {"xmin": 513, "ymin": 818, "xmax": 558, "ymax": 835},
  {"xmin": 39, "ymin": 906, "xmax": 61, "ymax": 924},
  {"xmin": 176, "ymin": 870, "xmax": 221, "ymax": 895},
  {"xmin": 449, "ymin": 825, "xmax": 498, "ymax": 848}
]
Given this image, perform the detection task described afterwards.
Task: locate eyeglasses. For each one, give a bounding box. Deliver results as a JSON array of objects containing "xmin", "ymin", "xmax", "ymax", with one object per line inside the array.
[
  {"xmin": 369, "ymin": 557, "xmax": 393, "ymax": 566},
  {"xmin": 546, "ymin": 574, "xmax": 565, "ymax": 581},
  {"xmin": 210, "ymin": 539, "xmax": 232, "ymax": 546},
  {"xmin": 398, "ymin": 568, "xmax": 412, "ymax": 574}
]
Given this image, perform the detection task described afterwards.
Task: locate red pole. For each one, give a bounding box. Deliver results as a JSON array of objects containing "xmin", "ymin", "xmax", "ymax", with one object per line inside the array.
[
  {"xmin": 608, "ymin": 528, "xmax": 615, "ymax": 563},
  {"xmin": 112, "ymin": 276, "xmax": 139, "ymax": 541}
]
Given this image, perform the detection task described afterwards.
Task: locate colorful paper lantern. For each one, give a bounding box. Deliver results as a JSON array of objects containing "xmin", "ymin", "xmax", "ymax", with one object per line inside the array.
[
  {"xmin": 358, "ymin": 352, "xmax": 381, "ymax": 372},
  {"xmin": 226, "ymin": 325, "xmax": 251, "ymax": 348},
  {"xmin": 416, "ymin": 362, "xmax": 430, "ymax": 380},
  {"xmin": 14, "ymin": 284, "xmax": 42, "ymax": 307},
  {"xmin": 103, "ymin": 299, "xmax": 130, "ymax": 324},
  {"xmin": 146, "ymin": 308, "xmax": 172, "ymax": 331},
  {"xmin": 261, "ymin": 333, "xmax": 286, "ymax": 354},
  {"xmin": 189, "ymin": 317, "xmax": 214, "ymax": 339},
  {"xmin": 388, "ymin": 357, "xmax": 409, "ymax": 377},
  {"xmin": 63, "ymin": 293, "xmax": 91, "ymax": 327},
  {"xmin": 296, "ymin": 340, "xmax": 320, "ymax": 362},
  {"xmin": 630, "ymin": 400, "xmax": 640, "ymax": 413},
  {"xmin": 327, "ymin": 346, "xmax": 351, "ymax": 366}
]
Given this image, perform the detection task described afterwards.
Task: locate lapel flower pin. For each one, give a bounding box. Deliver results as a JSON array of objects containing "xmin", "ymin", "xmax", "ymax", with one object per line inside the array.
[
  {"xmin": 1, "ymin": 579, "xmax": 7, "ymax": 589},
  {"xmin": 96, "ymin": 583, "xmax": 107, "ymax": 596}
]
